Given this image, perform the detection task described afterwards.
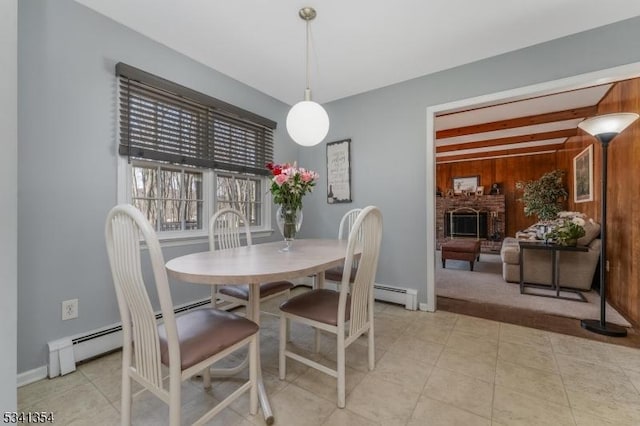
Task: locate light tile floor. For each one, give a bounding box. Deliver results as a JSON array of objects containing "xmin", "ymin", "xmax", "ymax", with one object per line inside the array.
[{"xmin": 18, "ymin": 287, "xmax": 640, "ymax": 425}]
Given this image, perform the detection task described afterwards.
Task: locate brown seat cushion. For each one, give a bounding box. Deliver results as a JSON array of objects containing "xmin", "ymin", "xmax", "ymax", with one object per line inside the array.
[
  {"xmin": 218, "ymin": 280, "xmax": 293, "ymax": 301},
  {"xmin": 158, "ymin": 309, "xmax": 258, "ymax": 370},
  {"xmin": 324, "ymin": 265, "xmax": 357, "ymax": 283},
  {"xmin": 279, "ymin": 289, "xmax": 350, "ymax": 326}
]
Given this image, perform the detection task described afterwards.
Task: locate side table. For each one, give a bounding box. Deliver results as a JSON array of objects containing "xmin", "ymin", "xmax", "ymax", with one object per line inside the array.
[{"xmin": 518, "ymin": 240, "xmax": 589, "ymax": 302}]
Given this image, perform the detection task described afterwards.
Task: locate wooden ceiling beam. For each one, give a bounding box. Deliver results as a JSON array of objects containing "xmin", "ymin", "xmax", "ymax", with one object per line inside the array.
[
  {"xmin": 436, "ymin": 143, "xmax": 564, "ymax": 163},
  {"xmin": 436, "ymin": 128, "xmax": 576, "ymax": 153},
  {"xmin": 436, "ymin": 105, "xmax": 597, "ymax": 139}
]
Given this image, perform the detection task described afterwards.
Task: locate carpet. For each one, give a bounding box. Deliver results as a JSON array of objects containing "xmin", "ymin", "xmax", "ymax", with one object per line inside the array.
[{"xmin": 436, "ymin": 250, "xmax": 631, "ymax": 327}]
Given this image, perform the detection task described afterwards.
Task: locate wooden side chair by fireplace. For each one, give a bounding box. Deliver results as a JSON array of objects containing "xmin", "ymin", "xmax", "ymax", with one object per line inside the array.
[{"xmin": 105, "ymin": 204, "xmax": 258, "ymax": 425}]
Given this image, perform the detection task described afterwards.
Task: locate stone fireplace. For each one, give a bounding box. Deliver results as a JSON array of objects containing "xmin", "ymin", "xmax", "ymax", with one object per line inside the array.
[{"xmin": 436, "ymin": 194, "xmax": 505, "ymax": 253}]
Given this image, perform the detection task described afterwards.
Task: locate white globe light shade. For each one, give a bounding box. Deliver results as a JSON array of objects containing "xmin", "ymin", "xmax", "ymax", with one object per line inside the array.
[{"xmin": 286, "ymin": 100, "xmax": 330, "ymax": 147}]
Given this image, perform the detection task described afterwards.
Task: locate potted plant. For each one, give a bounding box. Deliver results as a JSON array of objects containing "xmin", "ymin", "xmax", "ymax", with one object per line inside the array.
[{"xmin": 515, "ymin": 169, "xmax": 568, "ymax": 222}]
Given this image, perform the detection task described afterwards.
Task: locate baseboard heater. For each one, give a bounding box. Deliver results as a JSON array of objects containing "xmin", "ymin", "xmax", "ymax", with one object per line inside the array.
[
  {"xmin": 47, "ymin": 297, "xmax": 213, "ymax": 379},
  {"xmin": 300, "ymin": 277, "xmax": 418, "ymax": 311},
  {"xmin": 47, "ymin": 282, "xmax": 417, "ymax": 379},
  {"xmin": 373, "ymin": 284, "xmax": 418, "ymax": 310}
]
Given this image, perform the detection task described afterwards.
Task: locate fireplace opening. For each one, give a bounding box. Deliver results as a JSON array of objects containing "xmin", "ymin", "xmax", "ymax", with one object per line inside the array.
[{"xmin": 445, "ymin": 211, "xmax": 488, "ymax": 239}]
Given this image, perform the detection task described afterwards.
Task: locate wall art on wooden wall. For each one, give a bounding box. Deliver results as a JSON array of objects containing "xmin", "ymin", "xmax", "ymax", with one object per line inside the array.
[
  {"xmin": 574, "ymin": 144, "xmax": 593, "ymax": 203},
  {"xmin": 452, "ymin": 175, "xmax": 479, "ymax": 194},
  {"xmin": 326, "ymin": 139, "xmax": 352, "ymax": 203}
]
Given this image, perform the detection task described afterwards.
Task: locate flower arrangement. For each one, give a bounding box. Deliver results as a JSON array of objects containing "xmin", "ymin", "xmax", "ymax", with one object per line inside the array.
[
  {"xmin": 266, "ymin": 162, "xmax": 319, "ymax": 211},
  {"xmin": 266, "ymin": 162, "xmax": 319, "ymax": 245},
  {"xmin": 546, "ymin": 216, "xmax": 586, "ymax": 246}
]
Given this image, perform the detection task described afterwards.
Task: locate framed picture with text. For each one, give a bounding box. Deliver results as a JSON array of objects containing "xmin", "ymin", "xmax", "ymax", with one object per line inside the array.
[{"xmin": 326, "ymin": 139, "xmax": 352, "ymax": 203}]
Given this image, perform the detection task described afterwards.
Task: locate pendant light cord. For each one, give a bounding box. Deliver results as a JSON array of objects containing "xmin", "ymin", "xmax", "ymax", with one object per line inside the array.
[{"xmin": 305, "ymin": 18, "xmax": 311, "ymax": 95}]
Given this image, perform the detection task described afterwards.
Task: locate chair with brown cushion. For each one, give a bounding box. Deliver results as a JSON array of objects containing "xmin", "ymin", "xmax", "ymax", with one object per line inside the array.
[
  {"xmin": 324, "ymin": 208, "xmax": 362, "ymax": 284},
  {"xmin": 279, "ymin": 206, "xmax": 383, "ymax": 407},
  {"xmin": 209, "ymin": 208, "xmax": 294, "ymax": 311},
  {"xmin": 105, "ymin": 205, "xmax": 258, "ymax": 426}
]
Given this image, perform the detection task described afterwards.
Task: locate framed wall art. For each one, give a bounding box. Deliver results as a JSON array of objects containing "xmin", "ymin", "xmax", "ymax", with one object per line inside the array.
[
  {"xmin": 326, "ymin": 138, "xmax": 352, "ymax": 203},
  {"xmin": 452, "ymin": 175, "xmax": 479, "ymax": 194},
  {"xmin": 573, "ymin": 144, "xmax": 593, "ymax": 203}
]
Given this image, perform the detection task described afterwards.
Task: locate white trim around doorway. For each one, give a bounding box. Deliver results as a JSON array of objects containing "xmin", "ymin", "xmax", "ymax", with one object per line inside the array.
[{"xmin": 424, "ymin": 61, "xmax": 640, "ymax": 312}]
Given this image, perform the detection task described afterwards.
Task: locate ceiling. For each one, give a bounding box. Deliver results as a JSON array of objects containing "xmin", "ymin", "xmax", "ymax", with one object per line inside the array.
[
  {"xmin": 75, "ymin": 0, "xmax": 640, "ymax": 105},
  {"xmin": 435, "ymin": 83, "xmax": 613, "ymax": 164}
]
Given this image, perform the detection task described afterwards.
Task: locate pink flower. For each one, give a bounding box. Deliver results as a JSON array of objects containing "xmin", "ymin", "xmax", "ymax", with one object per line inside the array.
[
  {"xmin": 300, "ymin": 171, "xmax": 316, "ymax": 183},
  {"xmin": 274, "ymin": 174, "xmax": 289, "ymax": 186}
]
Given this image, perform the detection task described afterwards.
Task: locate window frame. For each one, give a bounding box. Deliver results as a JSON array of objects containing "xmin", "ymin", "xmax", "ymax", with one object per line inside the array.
[
  {"xmin": 117, "ymin": 157, "xmax": 273, "ymax": 246},
  {"xmin": 115, "ymin": 63, "xmax": 276, "ymax": 247}
]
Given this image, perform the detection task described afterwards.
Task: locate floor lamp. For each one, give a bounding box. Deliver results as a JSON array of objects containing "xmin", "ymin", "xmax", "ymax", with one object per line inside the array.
[{"xmin": 578, "ymin": 112, "xmax": 639, "ymax": 337}]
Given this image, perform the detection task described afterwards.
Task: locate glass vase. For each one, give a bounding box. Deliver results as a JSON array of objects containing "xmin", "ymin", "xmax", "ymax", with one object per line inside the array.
[{"xmin": 276, "ymin": 205, "xmax": 303, "ymax": 251}]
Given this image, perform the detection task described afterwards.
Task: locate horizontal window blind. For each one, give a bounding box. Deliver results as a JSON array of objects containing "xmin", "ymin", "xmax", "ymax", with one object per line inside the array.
[{"xmin": 117, "ymin": 63, "xmax": 275, "ymax": 176}]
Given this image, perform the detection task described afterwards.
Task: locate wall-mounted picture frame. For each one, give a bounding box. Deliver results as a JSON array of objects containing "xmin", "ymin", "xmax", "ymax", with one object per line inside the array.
[
  {"xmin": 452, "ymin": 175, "xmax": 479, "ymax": 194},
  {"xmin": 574, "ymin": 144, "xmax": 593, "ymax": 203},
  {"xmin": 326, "ymin": 138, "xmax": 352, "ymax": 203}
]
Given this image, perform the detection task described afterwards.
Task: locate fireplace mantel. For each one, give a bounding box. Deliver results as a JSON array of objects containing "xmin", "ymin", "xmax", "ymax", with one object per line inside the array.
[{"xmin": 436, "ymin": 195, "xmax": 506, "ymax": 253}]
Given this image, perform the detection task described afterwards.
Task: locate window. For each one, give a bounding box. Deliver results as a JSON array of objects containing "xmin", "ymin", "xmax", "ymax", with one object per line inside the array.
[
  {"xmin": 216, "ymin": 173, "xmax": 263, "ymax": 227},
  {"xmin": 116, "ymin": 63, "xmax": 276, "ymax": 242},
  {"xmin": 131, "ymin": 162, "xmax": 204, "ymax": 232}
]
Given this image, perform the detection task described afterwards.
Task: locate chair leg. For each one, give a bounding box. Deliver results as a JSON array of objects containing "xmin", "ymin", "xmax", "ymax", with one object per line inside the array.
[
  {"xmin": 249, "ymin": 336, "xmax": 258, "ymax": 415},
  {"xmin": 279, "ymin": 315, "xmax": 287, "ymax": 380},
  {"xmin": 368, "ymin": 327, "xmax": 375, "ymax": 371},
  {"xmin": 169, "ymin": 373, "xmax": 181, "ymax": 426},
  {"xmin": 120, "ymin": 369, "xmax": 131, "ymax": 426},
  {"xmin": 211, "ymin": 285, "xmax": 218, "ymax": 308},
  {"xmin": 285, "ymin": 289, "xmax": 291, "ymax": 342},
  {"xmin": 202, "ymin": 367, "xmax": 211, "ymax": 389},
  {"xmin": 337, "ymin": 331, "xmax": 346, "ymax": 408}
]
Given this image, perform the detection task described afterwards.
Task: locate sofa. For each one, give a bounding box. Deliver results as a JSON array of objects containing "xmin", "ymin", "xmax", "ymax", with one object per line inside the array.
[{"xmin": 500, "ymin": 220, "xmax": 601, "ymax": 291}]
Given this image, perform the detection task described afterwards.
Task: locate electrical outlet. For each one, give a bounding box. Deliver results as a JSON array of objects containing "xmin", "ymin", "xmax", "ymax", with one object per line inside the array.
[{"xmin": 62, "ymin": 299, "xmax": 78, "ymax": 320}]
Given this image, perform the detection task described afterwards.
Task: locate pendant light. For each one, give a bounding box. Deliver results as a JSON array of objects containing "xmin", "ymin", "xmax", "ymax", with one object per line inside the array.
[{"xmin": 286, "ymin": 7, "xmax": 330, "ymax": 147}]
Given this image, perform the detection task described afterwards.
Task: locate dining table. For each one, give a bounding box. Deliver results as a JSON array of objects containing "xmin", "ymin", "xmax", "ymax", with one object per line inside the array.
[{"xmin": 165, "ymin": 238, "xmax": 350, "ymax": 425}]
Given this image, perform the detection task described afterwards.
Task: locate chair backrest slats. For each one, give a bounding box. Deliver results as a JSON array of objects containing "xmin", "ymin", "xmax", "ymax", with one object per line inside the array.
[
  {"xmin": 209, "ymin": 208, "xmax": 252, "ymax": 251},
  {"xmin": 337, "ymin": 207, "xmax": 383, "ymax": 337},
  {"xmin": 106, "ymin": 205, "xmax": 177, "ymax": 390},
  {"xmin": 338, "ymin": 208, "xmax": 363, "ymax": 269},
  {"xmin": 338, "ymin": 208, "xmax": 362, "ymax": 240}
]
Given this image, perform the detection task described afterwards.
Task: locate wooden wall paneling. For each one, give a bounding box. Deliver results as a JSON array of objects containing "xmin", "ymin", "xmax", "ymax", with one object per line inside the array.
[
  {"xmin": 588, "ymin": 79, "xmax": 640, "ymax": 327},
  {"xmin": 557, "ymin": 135, "xmax": 600, "ymax": 221},
  {"xmin": 436, "ymin": 153, "xmax": 558, "ymax": 238}
]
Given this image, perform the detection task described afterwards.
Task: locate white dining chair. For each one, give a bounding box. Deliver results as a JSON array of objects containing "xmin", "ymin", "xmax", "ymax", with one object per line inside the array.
[
  {"xmin": 278, "ymin": 206, "xmax": 383, "ymax": 408},
  {"xmin": 324, "ymin": 208, "xmax": 362, "ymax": 284},
  {"xmin": 209, "ymin": 208, "xmax": 294, "ymax": 311},
  {"xmin": 105, "ymin": 204, "xmax": 258, "ymax": 425}
]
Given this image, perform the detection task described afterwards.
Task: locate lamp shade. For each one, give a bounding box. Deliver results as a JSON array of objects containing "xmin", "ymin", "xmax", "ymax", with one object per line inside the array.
[
  {"xmin": 286, "ymin": 100, "xmax": 330, "ymax": 147},
  {"xmin": 578, "ymin": 113, "xmax": 639, "ymax": 137}
]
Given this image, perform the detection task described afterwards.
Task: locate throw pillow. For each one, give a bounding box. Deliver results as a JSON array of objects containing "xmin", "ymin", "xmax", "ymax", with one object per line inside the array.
[{"xmin": 577, "ymin": 220, "xmax": 600, "ymax": 246}]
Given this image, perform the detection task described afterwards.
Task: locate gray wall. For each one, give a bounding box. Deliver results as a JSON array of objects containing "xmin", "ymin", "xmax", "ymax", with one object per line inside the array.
[
  {"xmin": 17, "ymin": 0, "xmax": 296, "ymax": 373},
  {"xmin": 298, "ymin": 16, "xmax": 640, "ymax": 303},
  {"xmin": 1, "ymin": 0, "xmax": 18, "ymax": 410},
  {"xmin": 17, "ymin": 0, "xmax": 640, "ymax": 375}
]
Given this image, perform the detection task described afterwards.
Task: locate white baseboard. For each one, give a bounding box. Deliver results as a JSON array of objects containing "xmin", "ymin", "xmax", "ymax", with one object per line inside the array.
[{"xmin": 17, "ymin": 366, "xmax": 48, "ymax": 388}]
